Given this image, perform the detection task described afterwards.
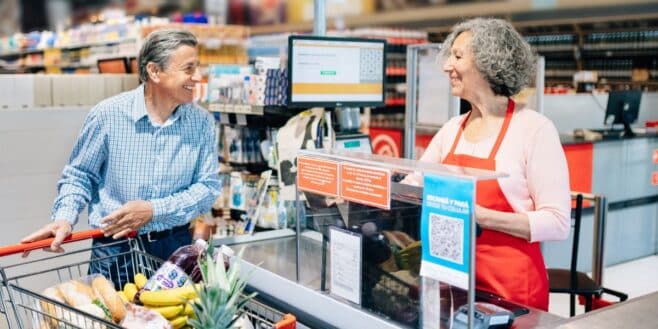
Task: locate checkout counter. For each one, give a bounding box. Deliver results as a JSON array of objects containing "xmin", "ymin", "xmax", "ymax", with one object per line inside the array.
[{"xmin": 226, "ymin": 149, "xmax": 564, "ymax": 329}]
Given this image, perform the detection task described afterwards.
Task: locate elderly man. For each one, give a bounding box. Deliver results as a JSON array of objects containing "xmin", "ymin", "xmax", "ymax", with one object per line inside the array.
[{"xmin": 22, "ymin": 29, "xmax": 220, "ymax": 283}]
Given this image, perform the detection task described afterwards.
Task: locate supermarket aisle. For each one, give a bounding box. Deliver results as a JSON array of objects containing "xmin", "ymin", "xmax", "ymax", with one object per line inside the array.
[{"xmin": 549, "ymin": 255, "xmax": 658, "ymax": 318}]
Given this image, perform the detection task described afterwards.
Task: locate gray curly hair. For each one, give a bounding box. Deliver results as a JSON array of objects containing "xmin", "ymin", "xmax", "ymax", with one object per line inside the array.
[
  {"xmin": 440, "ymin": 18, "xmax": 536, "ymax": 97},
  {"xmin": 138, "ymin": 29, "xmax": 198, "ymax": 83}
]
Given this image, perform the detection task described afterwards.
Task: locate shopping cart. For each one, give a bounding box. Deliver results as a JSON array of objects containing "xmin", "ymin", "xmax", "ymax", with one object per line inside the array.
[{"xmin": 0, "ymin": 229, "xmax": 296, "ymax": 329}]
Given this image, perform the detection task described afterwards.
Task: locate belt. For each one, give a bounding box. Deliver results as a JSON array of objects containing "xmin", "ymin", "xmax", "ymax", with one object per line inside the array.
[{"xmin": 140, "ymin": 224, "xmax": 189, "ymax": 242}]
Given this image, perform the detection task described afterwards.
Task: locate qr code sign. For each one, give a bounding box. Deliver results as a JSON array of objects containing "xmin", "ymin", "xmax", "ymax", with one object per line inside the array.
[{"xmin": 429, "ymin": 213, "xmax": 464, "ymax": 264}]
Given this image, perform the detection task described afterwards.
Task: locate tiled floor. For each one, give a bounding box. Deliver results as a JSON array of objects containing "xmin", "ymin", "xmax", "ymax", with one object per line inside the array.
[{"xmin": 549, "ymin": 255, "xmax": 658, "ymax": 318}]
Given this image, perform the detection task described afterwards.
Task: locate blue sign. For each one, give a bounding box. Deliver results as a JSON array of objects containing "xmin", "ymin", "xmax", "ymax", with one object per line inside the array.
[{"xmin": 419, "ymin": 174, "xmax": 474, "ymax": 289}]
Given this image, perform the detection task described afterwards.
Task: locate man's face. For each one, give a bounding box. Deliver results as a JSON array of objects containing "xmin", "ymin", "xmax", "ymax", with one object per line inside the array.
[{"xmin": 156, "ymin": 45, "xmax": 201, "ymax": 105}]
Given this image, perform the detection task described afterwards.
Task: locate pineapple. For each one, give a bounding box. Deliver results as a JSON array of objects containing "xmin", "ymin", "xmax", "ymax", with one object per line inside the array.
[{"xmin": 187, "ymin": 244, "xmax": 256, "ymax": 329}]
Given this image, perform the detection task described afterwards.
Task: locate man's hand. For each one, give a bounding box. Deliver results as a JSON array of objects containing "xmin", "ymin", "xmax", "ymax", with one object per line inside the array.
[
  {"xmin": 21, "ymin": 219, "xmax": 73, "ymax": 257},
  {"xmin": 101, "ymin": 200, "xmax": 153, "ymax": 239}
]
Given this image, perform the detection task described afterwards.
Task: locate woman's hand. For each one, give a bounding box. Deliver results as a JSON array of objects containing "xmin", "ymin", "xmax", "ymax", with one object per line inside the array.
[{"xmin": 474, "ymin": 205, "xmax": 531, "ymax": 240}]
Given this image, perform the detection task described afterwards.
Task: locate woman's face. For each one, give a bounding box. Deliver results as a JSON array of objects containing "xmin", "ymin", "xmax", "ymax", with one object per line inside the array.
[{"xmin": 443, "ymin": 31, "xmax": 487, "ymax": 99}]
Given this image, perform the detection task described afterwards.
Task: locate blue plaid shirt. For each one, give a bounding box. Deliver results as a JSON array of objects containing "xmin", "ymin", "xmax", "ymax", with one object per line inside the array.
[{"xmin": 51, "ymin": 84, "xmax": 221, "ymax": 233}]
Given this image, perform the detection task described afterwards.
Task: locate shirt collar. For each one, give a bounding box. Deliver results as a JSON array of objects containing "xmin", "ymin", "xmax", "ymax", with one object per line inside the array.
[
  {"xmin": 131, "ymin": 84, "xmax": 189, "ymax": 126},
  {"xmin": 131, "ymin": 84, "xmax": 148, "ymax": 123}
]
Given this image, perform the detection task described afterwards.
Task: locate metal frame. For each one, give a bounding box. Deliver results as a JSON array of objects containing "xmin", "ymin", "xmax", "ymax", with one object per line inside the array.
[
  {"xmin": 404, "ymin": 43, "xmax": 459, "ymax": 160},
  {"xmin": 571, "ymin": 191, "xmax": 608, "ymax": 286}
]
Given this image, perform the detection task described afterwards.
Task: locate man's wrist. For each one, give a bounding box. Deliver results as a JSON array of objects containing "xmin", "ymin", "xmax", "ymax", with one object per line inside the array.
[{"xmin": 52, "ymin": 209, "xmax": 77, "ymax": 226}]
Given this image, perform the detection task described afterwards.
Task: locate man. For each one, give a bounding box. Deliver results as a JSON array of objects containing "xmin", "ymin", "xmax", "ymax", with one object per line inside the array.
[{"xmin": 21, "ymin": 29, "xmax": 220, "ymax": 283}]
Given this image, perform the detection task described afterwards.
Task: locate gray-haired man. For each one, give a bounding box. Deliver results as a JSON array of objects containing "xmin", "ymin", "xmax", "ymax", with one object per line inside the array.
[{"xmin": 22, "ymin": 29, "xmax": 220, "ymax": 286}]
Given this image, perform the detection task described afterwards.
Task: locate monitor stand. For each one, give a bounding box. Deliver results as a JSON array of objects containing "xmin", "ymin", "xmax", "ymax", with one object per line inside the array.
[
  {"xmin": 621, "ymin": 120, "xmax": 635, "ymax": 138},
  {"xmin": 334, "ymin": 107, "xmax": 361, "ymax": 133}
]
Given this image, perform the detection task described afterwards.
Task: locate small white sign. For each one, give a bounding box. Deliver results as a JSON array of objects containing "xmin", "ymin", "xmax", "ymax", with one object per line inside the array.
[
  {"xmin": 219, "ymin": 112, "xmax": 230, "ymax": 124},
  {"xmin": 330, "ymin": 227, "xmax": 362, "ymax": 305},
  {"xmin": 236, "ymin": 114, "xmax": 247, "ymax": 126}
]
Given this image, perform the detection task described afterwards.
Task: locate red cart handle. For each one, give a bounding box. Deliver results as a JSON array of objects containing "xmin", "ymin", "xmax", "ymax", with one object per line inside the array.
[{"xmin": 0, "ymin": 229, "xmax": 136, "ymax": 257}]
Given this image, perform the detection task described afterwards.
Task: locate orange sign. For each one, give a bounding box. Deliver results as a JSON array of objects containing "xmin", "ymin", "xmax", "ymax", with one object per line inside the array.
[
  {"xmin": 340, "ymin": 163, "xmax": 391, "ymax": 210},
  {"xmin": 653, "ymin": 150, "xmax": 658, "ymax": 164},
  {"xmin": 652, "ymin": 172, "xmax": 658, "ymax": 186},
  {"xmin": 297, "ymin": 156, "xmax": 339, "ymax": 197}
]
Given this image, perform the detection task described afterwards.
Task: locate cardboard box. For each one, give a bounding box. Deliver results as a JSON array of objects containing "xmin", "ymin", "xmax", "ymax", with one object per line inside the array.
[
  {"xmin": 52, "ymin": 75, "xmax": 75, "ymax": 106},
  {"xmin": 33, "ymin": 75, "xmax": 53, "ymax": 107},
  {"xmin": 13, "ymin": 75, "xmax": 35, "ymax": 108},
  {"xmin": 86, "ymin": 75, "xmax": 106, "ymax": 105},
  {"xmin": 0, "ymin": 75, "xmax": 14, "ymax": 109},
  {"xmin": 122, "ymin": 74, "xmax": 140, "ymax": 91},
  {"xmin": 104, "ymin": 75, "xmax": 124, "ymax": 99}
]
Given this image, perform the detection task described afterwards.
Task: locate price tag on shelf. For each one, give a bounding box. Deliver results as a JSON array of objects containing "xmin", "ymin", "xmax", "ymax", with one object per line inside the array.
[
  {"xmin": 219, "ymin": 113, "xmax": 230, "ymax": 125},
  {"xmin": 236, "ymin": 114, "xmax": 247, "ymax": 126}
]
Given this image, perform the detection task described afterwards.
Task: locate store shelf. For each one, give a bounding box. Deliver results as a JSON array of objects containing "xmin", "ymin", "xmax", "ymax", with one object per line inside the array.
[
  {"xmin": 0, "ymin": 37, "xmax": 136, "ymax": 57},
  {"xmin": 250, "ymin": 0, "xmax": 658, "ymax": 35},
  {"xmin": 385, "ymin": 98, "xmax": 405, "ymax": 106},
  {"xmin": 211, "ymin": 106, "xmax": 299, "ymax": 128},
  {"xmin": 386, "ymin": 67, "xmax": 406, "ymax": 76},
  {"xmin": 208, "ymin": 103, "xmax": 264, "ymax": 115}
]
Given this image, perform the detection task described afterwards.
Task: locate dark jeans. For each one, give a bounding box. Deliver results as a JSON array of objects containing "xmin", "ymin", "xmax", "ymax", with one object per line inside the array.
[{"xmin": 87, "ymin": 228, "xmax": 192, "ymax": 290}]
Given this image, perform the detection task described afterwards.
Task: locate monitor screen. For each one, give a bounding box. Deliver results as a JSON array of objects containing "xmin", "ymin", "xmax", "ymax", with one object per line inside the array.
[
  {"xmin": 288, "ymin": 35, "xmax": 386, "ymax": 108},
  {"xmin": 604, "ymin": 90, "xmax": 642, "ymax": 137},
  {"xmin": 605, "ymin": 90, "xmax": 642, "ymax": 126},
  {"xmin": 335, "ymin": 134, "xmax": 373, "ymax": 154},
  {"xmin": 98, "ymin": 58, "xmax": 128, "ymax": 74}
]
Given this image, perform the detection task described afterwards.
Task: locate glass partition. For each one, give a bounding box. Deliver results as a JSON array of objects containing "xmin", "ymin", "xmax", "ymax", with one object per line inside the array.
[{"xmin": 291, "ymin": 149, "xmax": 505, "ymax": 328}]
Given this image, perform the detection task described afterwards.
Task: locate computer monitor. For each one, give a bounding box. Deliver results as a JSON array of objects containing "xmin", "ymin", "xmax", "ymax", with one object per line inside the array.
[
  {"xmin": 97, "ymin": 58, "xmax": 129, "ymax": 74},
  {"xmin": 604, "ymin": 90, "xmax": 642, "ymax": 137},
  {"xmin": 288, "ymin": 35, "xmax": 386, "ymax": 108}
]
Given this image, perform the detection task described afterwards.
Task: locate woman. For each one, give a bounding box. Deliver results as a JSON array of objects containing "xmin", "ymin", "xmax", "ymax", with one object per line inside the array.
[{"xmin": 420, "ymin": 18, "xmax": 570, "ymax": 310}]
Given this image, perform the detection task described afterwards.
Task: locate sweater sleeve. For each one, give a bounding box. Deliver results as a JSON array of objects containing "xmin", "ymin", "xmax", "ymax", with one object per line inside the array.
[{"xmin": 525, "ymin": 120, "xmax": 571, "ymax": 242}]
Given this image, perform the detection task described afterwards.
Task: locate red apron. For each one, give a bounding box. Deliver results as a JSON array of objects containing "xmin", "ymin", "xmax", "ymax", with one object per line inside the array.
[{"xmin": 442, "ymin": 99, "xmax": 549, "ymax": 310}]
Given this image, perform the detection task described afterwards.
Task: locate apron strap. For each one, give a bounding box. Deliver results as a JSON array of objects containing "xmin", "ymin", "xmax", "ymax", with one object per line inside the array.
[
  {"xmin": 487, "ymin": 98, "xmax": 515, "ymax": 160},
  {"xmin": 446, "ymin": 98, "xmax": 516, "ymax": 160}
]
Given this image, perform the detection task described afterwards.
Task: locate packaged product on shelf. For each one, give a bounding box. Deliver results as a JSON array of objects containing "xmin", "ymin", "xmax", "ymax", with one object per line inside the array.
[{"xmin": 230, "ymin": 171, "xmax": 245, "ymax": 210}]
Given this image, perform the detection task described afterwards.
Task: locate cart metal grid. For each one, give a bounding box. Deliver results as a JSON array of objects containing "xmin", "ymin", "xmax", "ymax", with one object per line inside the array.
[{"xmin": 0, "ymin": 229, "xmax": 296, "ymax": 329}]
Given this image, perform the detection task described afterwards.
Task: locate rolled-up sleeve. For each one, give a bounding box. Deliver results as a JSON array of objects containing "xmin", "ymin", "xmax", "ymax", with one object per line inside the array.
[
  {"xmin": 525, "ymin": 121, "xmax": 571, "ymax": 242},
  {"xmin": 52, "ymin": 110, "xmax": 107, "ymax": 226}
]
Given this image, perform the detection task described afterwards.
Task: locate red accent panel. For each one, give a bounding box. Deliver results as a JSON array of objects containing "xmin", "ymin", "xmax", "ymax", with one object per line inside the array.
[
  {"xmin": 563, "ymin": 143, "xmax": 593, "ymax": 193},
  {"xmin": 414, "ymin": 134, "xmax": 434, "ymax": 160},
  {"xmin": 369, "ymin": 128, "xmax": 402, "ymax": 158}
]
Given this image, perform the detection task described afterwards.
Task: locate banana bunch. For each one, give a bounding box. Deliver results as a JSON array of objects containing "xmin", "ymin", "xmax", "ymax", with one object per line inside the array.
[
  {"xmin": 116, "ymin": 273, "xmax": 198, "ymax": 329},
  {"xmin": 396, "ymin": 240, "xmax": 421, "ymax": 273}
]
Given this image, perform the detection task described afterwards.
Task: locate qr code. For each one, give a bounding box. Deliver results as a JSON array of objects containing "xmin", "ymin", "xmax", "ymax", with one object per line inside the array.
[
  {"xmin": 359, "ymin": 48, "xmax": 383, "ymax": 83},
  {"xmin": 429, "ymin": 213, "xmax": 464, "ymax": 264}
]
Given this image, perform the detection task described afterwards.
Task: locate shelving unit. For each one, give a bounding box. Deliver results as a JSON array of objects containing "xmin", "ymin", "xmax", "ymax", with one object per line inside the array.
[{"xmin": 249, "ymin": 0, "xmax": 658, "ymax": 35}]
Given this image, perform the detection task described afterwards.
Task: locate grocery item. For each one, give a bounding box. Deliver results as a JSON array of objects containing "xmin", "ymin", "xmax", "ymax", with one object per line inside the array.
[
  {"xmin": 58, "ymin": 280, "xmax": 95, "ymax": 307},
  {"xmin": 138, "ymin": 239, "xmax": 207, "ymax": 299},
  {"xmin": 91, "ymin": 276, "xmax": 127, "ymax": 323},
  {"xmin": 134, "ymin": 273, "xmax": 148, "ymax": 289},
  {"xmin": 124, "ymin": 283, "xmax": 138, "ymax": 301},
  {"xmin": 121, "ymin": 303, "xmax": 172, "ymax": 329},
  {"xmin": 139, "ymin": 285, "xmax": 199, "ymax": 306},
  {"xmin": 150, "ymin": 304, "xmax": 184, "ymax": 319},
  {"xmin": 188, "ymin": 247, "xmax": 255, "ymax": 329},
  {"xmin": 38, "ymin": 275, "xmax": 127, "ymax": 328}
]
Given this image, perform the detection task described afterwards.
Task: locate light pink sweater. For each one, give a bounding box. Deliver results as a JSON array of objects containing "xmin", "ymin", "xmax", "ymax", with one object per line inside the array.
[{"xmin": 419, "ymin": 108, "xmax": 571, "ymax": 242}]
